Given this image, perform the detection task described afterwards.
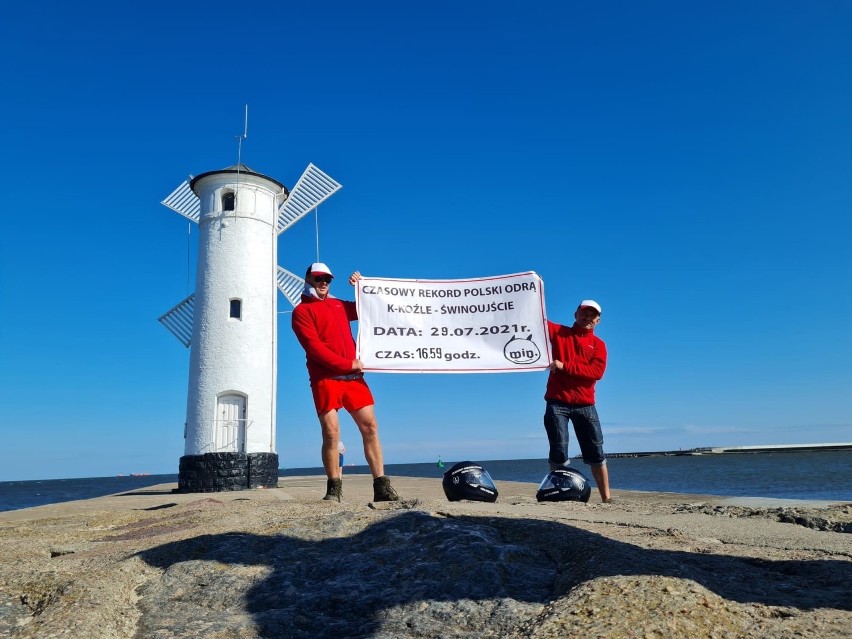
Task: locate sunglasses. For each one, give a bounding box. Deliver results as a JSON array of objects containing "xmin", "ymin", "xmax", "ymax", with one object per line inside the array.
[{"xmin": 313, "ymin": 275, "xmax": 332, "ymax": 284}]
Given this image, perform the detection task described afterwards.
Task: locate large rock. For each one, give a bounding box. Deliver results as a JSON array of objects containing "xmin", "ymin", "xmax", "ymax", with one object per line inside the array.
[{"xmin": 0, "ymin": 476, "xmax": 849, "ymax": 638}]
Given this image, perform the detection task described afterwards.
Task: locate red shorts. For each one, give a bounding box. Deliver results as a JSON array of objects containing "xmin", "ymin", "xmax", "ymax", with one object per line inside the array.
[{"xmin": 311, "ymin": 377, "xmax": 375, "ymax": 414}]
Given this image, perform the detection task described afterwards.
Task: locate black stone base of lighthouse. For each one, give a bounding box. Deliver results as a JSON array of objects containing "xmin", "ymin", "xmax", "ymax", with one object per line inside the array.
[{"xmin": 176, "ymin": 453, "xmax": 279, "ymax": 492}]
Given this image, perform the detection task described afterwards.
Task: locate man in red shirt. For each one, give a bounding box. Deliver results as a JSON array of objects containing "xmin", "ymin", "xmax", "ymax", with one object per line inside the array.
[
  {"xmin": 291, "ymin": 262, "xmax": 399, "ymax": 503},
  {"xmin": 544, "ymin": 299, "xmax": 612, "ymax": 502}
]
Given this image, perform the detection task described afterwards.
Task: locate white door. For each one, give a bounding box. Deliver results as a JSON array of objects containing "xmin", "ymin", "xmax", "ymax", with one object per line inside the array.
[{"xmin": 216, "ymin": 394, "xmax": 246, "ymax": 452}]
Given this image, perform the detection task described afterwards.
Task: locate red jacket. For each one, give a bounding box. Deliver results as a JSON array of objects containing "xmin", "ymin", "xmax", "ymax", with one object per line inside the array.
[
  {"xmin": 291, "ymin": 294, "xmax": 359, "ymax": 382},
  {"xmin": 544, "ymin": 320, "xmax": 607, "ymax": 405}
]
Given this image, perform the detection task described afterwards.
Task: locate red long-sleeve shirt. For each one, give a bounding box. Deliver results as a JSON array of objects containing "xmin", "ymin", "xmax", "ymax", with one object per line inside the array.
[
  {"xmin": 544, "ymin": 320, "xmax": 607, "ymax": 405},
  {"xmin": 291, "ymin": 294, "xmax": 359, "ymax": 382}
]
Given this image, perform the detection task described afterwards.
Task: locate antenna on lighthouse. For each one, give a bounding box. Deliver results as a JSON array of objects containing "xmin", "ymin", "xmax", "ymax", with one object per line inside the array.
[
  {"xmin": 236, "ymin": 104, "xmax": 248, "ymax": 167},
  {"xmin": 229, "ymin": 104, "xmax": 249, "ymax": 224}
]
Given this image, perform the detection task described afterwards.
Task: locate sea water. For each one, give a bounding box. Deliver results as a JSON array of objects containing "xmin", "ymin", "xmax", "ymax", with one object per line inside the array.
[
  {"xmin": 1, "ymin": 450, "xmax": 849, "ymax": 512},
  {"xmin": 378, "ymin": 451, "xmax": 852, "ymax": 501}
]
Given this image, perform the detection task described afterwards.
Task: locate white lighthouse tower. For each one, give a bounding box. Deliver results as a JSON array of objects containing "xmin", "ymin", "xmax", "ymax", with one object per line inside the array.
[{"xmin": 159, "ymin": 163, "xmax": 341, "ymax": 491}]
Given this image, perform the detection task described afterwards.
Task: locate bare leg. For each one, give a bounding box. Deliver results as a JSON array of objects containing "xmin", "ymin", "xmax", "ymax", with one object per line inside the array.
[
  {"xmin": 591, "ymin": 463, "xmax": 611, "ymax": 502},
  {"xmin": 318, "ymin": 410, "xmax": 341, "ymax": 480},
  {"xmin": 350, "ymin": 404, "xmax": 384, "ymax": 479}
]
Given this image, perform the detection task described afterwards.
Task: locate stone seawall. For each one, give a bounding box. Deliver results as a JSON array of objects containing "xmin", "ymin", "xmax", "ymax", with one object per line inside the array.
[{"xmin": 0, "ymin": 476, "xmax": 849, "ymax": 638}]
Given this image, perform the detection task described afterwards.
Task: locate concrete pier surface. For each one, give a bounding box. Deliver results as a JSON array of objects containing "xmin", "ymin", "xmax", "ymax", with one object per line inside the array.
[{"xmin": 1, "ymin": 476, "xmax": 849, "ymax": 638}]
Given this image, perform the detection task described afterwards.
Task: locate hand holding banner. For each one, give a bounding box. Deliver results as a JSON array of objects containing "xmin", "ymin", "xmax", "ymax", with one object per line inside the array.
[{"xmin": 355, "ymin": 272, "xmax": 551, "ymax": 373}]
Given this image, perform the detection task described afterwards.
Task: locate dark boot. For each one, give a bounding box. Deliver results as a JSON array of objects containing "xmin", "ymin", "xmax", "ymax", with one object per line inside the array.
[
  {"xmin": 323, "ymin": 478, "xmax": 342, "ymax": 502},
  {"xmin": 372, "ymin": 476, "xmax": 399, "ymax": 502}
]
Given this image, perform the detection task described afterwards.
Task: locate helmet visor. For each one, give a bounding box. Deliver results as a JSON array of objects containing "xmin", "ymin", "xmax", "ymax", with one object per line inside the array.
[
  {"xmin": 538, "ymin": 471, "xmax": 576, "ymax": 491},
  {"xmin": 465, "ymin": 468, "xmax": 497, "ymax": 490}
]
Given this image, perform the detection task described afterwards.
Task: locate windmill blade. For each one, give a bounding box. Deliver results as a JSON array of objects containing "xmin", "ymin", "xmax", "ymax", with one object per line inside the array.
[
  {"xmin": 277, "ymin": 163, "xmax": 341, "ymax": 234},
  {"xmin": 276, "ymin": 267, "xmax": 305, "ymax": 308},
  {"xmin": 162, "ymin": 178, "xmax": 200, "ymax": 223},
  {"xmin": 158, "ymin": 294, "xmax": 195, "ymax": 347}
]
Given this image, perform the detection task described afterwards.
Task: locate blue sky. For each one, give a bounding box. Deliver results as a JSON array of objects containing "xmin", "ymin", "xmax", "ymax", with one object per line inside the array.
[{"xmin": 1, "ymin": 2, "xmax": 850, "ymax": 481}]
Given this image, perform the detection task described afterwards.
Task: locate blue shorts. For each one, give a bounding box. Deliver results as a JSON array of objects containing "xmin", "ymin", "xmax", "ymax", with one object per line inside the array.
[{"xmin": 543, "ymin": 400, "xmax": 606, "ymax": 467}]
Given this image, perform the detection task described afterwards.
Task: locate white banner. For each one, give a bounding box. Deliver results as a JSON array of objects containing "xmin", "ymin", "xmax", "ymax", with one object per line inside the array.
[{"xmin": 355, "ymin": 272, "xmax": 551, "ymax": 373}]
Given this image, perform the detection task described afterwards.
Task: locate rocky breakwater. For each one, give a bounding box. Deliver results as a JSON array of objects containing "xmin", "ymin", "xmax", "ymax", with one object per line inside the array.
[{"xmin": 0, "ymin": 476, "xmax": 849, "ymax": 638}]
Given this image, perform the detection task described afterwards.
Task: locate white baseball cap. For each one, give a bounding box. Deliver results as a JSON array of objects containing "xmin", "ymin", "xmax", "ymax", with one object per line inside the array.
[
  {"xmin": 307, "ymin": 262, "xmax": 334, "ymax": 279},
  {"xmin": 578, "ymin": 299, "xmax": 602, "ymax": 314}
]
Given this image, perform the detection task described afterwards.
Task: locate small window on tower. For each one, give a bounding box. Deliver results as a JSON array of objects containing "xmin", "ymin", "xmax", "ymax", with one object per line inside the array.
[
  {"xmin": 222, "ymin": 191, "xmax": 235, "ymax": 211},
  {"xmin": 229, "ymin": 299, "xmax": 242, "ymax": 320}
]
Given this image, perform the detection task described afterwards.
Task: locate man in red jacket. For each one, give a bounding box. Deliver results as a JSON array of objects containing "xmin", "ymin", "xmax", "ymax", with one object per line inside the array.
[
  {"xmin": 291, "ymin": 262, "xmax": 399, "ymax": 503},
  {"xmin": 544, "ymin": 299, "xmax": 612, "ymax": 503}
]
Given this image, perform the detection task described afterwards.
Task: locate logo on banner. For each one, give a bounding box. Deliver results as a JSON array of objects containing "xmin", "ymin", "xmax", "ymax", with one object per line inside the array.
[{"xmin": 503, "ymin": 335, "xmax": 542, "ymax": 364}]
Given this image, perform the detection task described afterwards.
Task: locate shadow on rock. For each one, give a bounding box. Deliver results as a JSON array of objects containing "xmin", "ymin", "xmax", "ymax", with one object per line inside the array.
[{"xmin": 135, "ymin": 510, "xmax": 851, "ymax": 638}]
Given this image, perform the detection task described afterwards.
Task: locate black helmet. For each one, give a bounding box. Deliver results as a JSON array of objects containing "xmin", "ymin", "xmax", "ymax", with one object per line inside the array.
[
  {"xmin": 442, "ymin": 461, "xmax": 498, "ymax": 502},
  {"xmin": 536, "ymin": 468, "xmax": 591, "ymax": 502}
]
